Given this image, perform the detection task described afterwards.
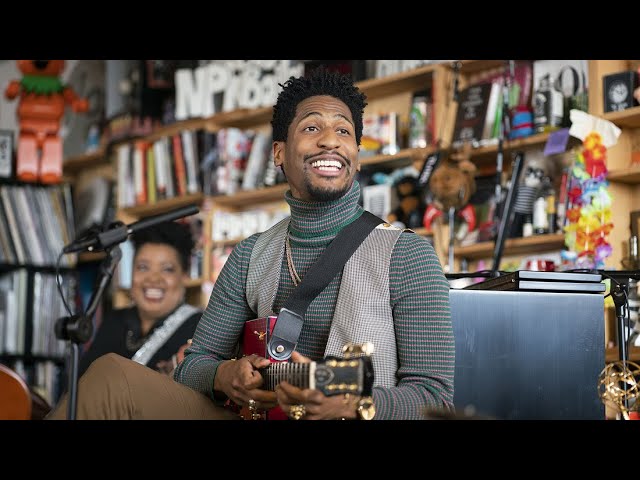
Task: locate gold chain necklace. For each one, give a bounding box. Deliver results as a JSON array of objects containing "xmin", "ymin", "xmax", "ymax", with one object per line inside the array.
[{"xmin": 285, "ymin": 234, "xmax": 301, "ymax": 286}]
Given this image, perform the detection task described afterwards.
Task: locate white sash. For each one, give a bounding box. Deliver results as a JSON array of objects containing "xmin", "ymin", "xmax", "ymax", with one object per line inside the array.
[{"xmin": 131, "ymin": 304, "xmax": 200, "ymax": 366}]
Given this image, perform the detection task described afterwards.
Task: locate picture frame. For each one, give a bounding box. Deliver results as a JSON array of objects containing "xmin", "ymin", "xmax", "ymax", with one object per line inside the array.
[
  {"xmin": 145, "ymin": 60, "xmax": 176, "ymax": 89},
  {"xmin": 0, "ymin": 129, "xmax": 14, "ymax": 179}
]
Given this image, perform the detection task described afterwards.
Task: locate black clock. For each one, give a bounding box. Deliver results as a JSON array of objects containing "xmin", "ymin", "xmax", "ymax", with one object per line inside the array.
[{"xmin": 603, "ymin": 71, "xmax": 639, "ymax": 112}]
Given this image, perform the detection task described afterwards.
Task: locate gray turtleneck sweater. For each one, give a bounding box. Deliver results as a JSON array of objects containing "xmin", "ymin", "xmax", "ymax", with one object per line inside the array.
[{"xmin": 174, "ymin": 181, "xmax": 454, "ymax": 419}]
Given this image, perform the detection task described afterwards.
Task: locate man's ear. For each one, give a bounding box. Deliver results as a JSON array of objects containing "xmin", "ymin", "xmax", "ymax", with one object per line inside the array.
[{"xmin": 273, "ymin": 141, "xmax": 284, "ymax": 167}]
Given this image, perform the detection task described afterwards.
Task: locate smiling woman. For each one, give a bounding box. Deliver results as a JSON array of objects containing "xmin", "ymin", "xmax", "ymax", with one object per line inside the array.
[{"xmin": 77, "ymin": 221, "xmax": 202, "ymax": 377}]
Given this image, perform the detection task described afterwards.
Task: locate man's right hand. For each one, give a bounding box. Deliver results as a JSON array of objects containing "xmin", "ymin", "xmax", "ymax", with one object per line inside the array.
[{"xmin": 214, "ymin": 354, "xmax": 277, "ymax": 410}]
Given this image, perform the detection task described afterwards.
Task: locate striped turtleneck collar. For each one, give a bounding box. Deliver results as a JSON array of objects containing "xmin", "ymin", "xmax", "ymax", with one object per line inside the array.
[{"xmin": 285, "ymin": 180, "xmax": 364, "ymax": 243}]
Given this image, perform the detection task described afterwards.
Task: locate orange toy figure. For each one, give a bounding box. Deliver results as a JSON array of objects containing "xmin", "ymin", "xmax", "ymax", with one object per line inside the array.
[{"xmin": 4, "ymin": 60, "xmax": 89, "ymax": 184}]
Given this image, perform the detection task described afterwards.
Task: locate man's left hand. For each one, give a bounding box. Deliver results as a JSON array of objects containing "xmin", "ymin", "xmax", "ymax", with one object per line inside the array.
[{"xmin": 275, "ymin": 351, "xmax": 358, "ymax": 420}]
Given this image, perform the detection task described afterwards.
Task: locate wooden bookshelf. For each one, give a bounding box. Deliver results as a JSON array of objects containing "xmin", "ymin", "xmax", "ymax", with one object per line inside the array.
[
  {"xmin": 359, "ymin": 146, "xmax": 435, "ymax": 168},
  {"xmin": 120, "ymin": 192, "xmax": 204, "ymax": 218},
  {"xmin": 206, "ymin": 106, "xmax": 273, "ymax": 130},
  {"xmin": 356, "ymin": 64, "xmax": 437, "ymax": 99},
  {"xmin": 464, "ymin": 132, "xmax": 553, "ymax": 158},
  {"xmin": 458, "ymin": 60, "xmax": 506, "ymax": 74},
  {"xmin": 184, "ymin": 278, "xmax": 203, "ymax": 288},
  {"xmin": 144, "ymin": 118, "xmax": 210, "ymax": 143},
  {"xmin": 605, "ymin": 346, "xmax": 640, "ymax": 363},
  {"xmin": 62, "ymin": 147, "xmax": 108, "ymax": 175},
  {"xmin": 454, "ymin": 233, "xmax": 565, "ymax": 260},
  {"xmin": 210, "ymin": 183, "xmax": 289, "ymax": 207},
  {"xmin": 109, "ymin": 64, "xmax": 438, "ymax": 135},
  {"xmin": 607, "ymin": 167, "xmax": 640, "ymax": 184},
  {"xmin": 602, "ymin": 105, "xmax": 640, "ymax": 128},
  {"xmin": 456, "ymin": 132, "xmax": 581, "ymax": 176},
  {"xmin": 78, "ymin": 251, "xmax": 106, "ymax": 263}
]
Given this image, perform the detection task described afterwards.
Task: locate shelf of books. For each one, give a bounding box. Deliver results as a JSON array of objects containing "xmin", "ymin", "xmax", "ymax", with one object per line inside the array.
[
  {"xmin": 0, "ymin": 183, "xmax": 76, "ymax": 269},
  {"xmin": 454, "ymin": 233, "xmax": 565, "ymax": 260},
  {"xmin": 90, "ymin": 64, "xmax": 442, "ymax": 158}
]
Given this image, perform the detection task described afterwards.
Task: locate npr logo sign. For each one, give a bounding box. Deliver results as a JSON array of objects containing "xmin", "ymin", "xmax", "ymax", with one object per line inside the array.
[{"xmin": 174, "ymin": 60, "xmax": 304, "ymax": 120}]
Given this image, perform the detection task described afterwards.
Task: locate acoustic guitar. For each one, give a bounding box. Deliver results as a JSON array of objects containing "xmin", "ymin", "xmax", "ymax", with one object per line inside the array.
[{"xmin": 230, "ymin": 316, "xmax": 375, "ymax": 420}]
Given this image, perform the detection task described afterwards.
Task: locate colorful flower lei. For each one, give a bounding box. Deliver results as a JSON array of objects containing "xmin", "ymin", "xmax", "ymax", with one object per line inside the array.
[{"xmin": 561, "ymin": 132, "xmax": 613, "ymax": 269}]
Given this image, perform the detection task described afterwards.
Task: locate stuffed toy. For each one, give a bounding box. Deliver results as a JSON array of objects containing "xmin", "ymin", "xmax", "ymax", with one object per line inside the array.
[
  {"xmin": 387, "ymin": 176, "xmax": 424, "ymax": 229},
  {"xmin": 423, "ymin": 157, "xmax": 477, "ymax": 240},
  {"xmin": 4, "ymin": 60, "xmax": 89, "ymax": 184},
  {"xmin": 509, "ymin": 155, "xmax": 550, "ymax": 237}
]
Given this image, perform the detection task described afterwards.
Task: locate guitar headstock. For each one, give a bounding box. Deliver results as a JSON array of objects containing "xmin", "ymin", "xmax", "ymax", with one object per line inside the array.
[{"xmin": 314, "ymin": 344, "xmax": 375, "ymax": 397}]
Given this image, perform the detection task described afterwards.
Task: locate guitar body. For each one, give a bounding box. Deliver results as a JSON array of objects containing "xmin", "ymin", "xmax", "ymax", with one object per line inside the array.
[
  {"xmin": 242, "ymin": 316, "xmax": 288, "ymax": 420},
  {"xmin": 232, "ymin": 316, "xmax": 375, "ymax": 420}
]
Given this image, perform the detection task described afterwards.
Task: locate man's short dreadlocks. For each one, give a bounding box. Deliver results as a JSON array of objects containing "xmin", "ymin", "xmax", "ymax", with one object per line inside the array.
[{"xmin": 271, "ymin": 67, "xmax": 368, "ymax": 145}]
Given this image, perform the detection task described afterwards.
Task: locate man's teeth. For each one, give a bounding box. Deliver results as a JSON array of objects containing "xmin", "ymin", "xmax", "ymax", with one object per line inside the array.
[
  {"xmin": 311, "ymin": 160, "xmax": 342, "ymax": 169},
  {"xmin": 144, "ymin": 288, "xmax": 164, "ymax": 299}
]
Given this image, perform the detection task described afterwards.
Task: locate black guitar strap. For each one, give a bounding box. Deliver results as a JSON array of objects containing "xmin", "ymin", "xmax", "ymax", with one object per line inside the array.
[{"xmin": 267, "ymin": 211, "xmax": 383, "ymax": 361}]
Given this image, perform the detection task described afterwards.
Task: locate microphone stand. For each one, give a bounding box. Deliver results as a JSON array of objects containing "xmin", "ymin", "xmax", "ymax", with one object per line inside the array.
[
  {"xmin": 598, "ymin": 270, "xmax": 640, "ymax": 363},
  {"xmin": 492, "ymin": 60, "xmax": 515, "ymax": 235},
  {"xmin": 491, "ymin": 151, "xmax": 524, "ymax": 275},
  {"xmin": 597, "ymin": 270, "xmax": 640, "ymax": 415},
  {"xmin": 55, "ymin": 245, "xmax": 121, "ymax": 420}
]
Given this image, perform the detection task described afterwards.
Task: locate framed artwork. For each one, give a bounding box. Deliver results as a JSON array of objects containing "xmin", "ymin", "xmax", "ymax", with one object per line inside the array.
[
  {"xmin": 0, "ymin": 129, "xmax": 13, "ymax": 179},
  {"xmin": 145, "ymin": 60, "xmax": 176, "ymax": 89}
]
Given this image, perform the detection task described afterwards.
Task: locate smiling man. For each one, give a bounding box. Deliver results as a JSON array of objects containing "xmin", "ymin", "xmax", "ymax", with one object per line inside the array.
[
  {"xmin": 273, "ymin": 94, "xmax": 361, "ymax": 202},
  {"xmin": 47, "ymin": 68, "xmax": 453, "ymax": 420}
]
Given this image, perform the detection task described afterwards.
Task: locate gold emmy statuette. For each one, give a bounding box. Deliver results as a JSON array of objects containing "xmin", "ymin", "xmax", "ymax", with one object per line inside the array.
[{"xmin": 597, "ymin": 361, "xmax": 640, "ymax": 420}]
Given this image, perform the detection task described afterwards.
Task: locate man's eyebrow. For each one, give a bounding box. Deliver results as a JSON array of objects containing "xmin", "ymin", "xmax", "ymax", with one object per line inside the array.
[{"xmin": 298, "ymin": 111, "xmax": 354, "ymax": 127}]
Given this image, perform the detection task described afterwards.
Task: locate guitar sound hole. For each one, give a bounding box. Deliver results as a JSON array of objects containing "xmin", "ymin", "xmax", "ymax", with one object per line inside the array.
[{"xmin": 314, "ymin": 365, "xmax": 334, "ymax": 386}]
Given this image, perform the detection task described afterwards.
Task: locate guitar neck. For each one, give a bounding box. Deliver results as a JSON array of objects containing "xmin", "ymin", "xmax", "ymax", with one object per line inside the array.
[{"xmin": 261, "ymin": 362, "xmax": 313, "ymax": 391}]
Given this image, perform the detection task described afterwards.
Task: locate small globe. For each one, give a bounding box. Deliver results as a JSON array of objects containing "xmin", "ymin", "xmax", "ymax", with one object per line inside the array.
[{"xmin": 598, "ymin": 361, "xmax": 640, "ymax": 419}]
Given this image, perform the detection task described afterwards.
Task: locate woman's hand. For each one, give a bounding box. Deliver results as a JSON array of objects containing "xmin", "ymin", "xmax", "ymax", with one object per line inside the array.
[
  {"xmin": 275, "ymin": 351, "xmax": 359, "ymax": 420},
  {"xmin": 154, "ymin": 340, "xmax": 191, "ymax": 376},
  {"xmin": 214, "ymin": 354, "xmax": 277, "ymax": 410},
  {"xmin": 155, "ymin": 357, "xmax": 178, "ymax": 375}
]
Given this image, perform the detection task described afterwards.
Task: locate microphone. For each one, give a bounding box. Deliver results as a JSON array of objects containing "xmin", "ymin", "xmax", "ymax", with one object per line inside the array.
[{"xmin": 62, "ymin": 204, "xmax": 199, "ymax": 254}]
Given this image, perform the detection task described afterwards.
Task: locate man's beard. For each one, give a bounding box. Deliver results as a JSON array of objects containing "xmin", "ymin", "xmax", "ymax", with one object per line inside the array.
[{"xmin": 304, "ymin": 177, "xmax": 352, "ymax": 202}]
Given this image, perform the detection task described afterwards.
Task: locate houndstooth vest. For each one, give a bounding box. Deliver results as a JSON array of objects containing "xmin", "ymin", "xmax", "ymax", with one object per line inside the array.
[{"xmin": 246, "ymin": 217, "xmax": 403, "ymax": 388}]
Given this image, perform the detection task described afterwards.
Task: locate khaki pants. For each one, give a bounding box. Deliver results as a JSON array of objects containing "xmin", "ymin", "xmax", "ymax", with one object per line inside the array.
[{"xmin": 47, "ymin": 353, "xmax": 239, "ymax": 420}]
